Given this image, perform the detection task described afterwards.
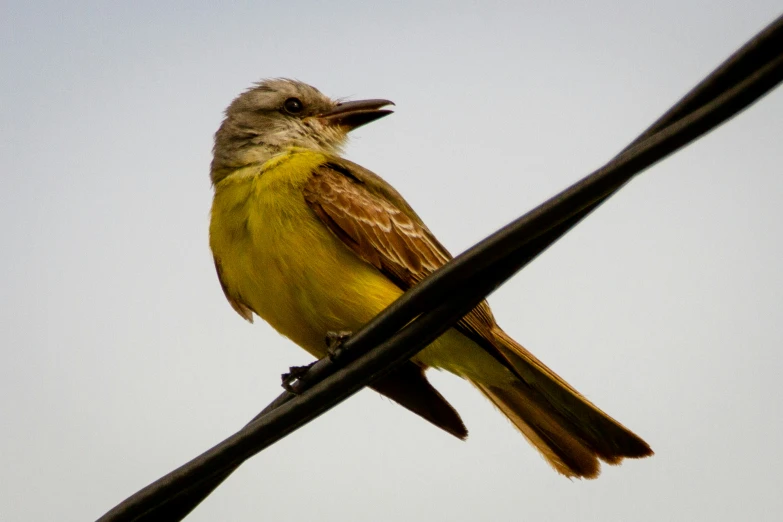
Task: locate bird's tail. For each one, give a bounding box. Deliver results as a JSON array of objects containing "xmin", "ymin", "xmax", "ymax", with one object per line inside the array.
[{"xmin": 473, "ymin": 328, "xmax": 653, "ymax": 479}]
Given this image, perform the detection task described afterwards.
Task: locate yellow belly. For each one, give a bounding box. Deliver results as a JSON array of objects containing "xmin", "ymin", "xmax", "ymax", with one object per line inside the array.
[
  {"xmin": 209, "ymin": 151, "xmax": 399, "ymax": 354},
  {"xmin": 209, "ymin": 150, "xmax": 512, "ymax": 385}
]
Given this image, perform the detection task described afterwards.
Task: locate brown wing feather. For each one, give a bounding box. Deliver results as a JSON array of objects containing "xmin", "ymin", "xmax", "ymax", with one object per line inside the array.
[
  {"xmin": 304, "ymin": 167, "xmax": 447, "ymax": 286},
  {"xmin": 304, "ymin": 164, "xmax": 499, "ymax": 440},
  {"xmin": 214, "ymin": 257, "xmax": 254, "ymax": 322},
  {"xmin": 303, "ymin": 164, "xmax": 499, "ymax": 344}
]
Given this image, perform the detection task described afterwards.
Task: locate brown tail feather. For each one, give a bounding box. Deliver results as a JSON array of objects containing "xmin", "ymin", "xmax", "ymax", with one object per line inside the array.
[
  {"xmin": 371, "ymin": 361, "xmax": 468, "ymax": 440},
  {"xmin": 478, "ymin": 329, "xmax": 653, "ymax": 477},
  {"xmin": 475, "ymin": 382, "xmax": 600, "ymax": 478}
]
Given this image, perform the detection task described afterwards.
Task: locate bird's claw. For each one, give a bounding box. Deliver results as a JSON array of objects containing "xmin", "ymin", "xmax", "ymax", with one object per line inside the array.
[
  {"xmin": 325, "ymin": 330, "xmax": 353, "ymax": 362},
  {"xmin": 281, "ymin": 363, "xmax": 315, "ymax": 394},
  {"xmin": 280, "ymin": 331, "xmax": 353, "ymax": 393}
]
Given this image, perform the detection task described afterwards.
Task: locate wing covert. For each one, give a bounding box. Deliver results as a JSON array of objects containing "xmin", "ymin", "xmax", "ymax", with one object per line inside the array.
[{"xmin": 303, "ymin": 165, "xmax": 451, "ymax": 290}]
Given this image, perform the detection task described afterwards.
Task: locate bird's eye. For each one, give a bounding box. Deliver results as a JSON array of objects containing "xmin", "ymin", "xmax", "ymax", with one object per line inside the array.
[{"xmin": 283, "ymin": 97, "xmax": 304, "ymax": 114}]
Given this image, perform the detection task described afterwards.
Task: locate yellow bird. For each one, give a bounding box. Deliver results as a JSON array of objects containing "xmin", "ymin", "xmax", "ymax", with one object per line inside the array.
[{"xmin": 209, "ymin": 79, "xmax": 652, "ymax": 478}]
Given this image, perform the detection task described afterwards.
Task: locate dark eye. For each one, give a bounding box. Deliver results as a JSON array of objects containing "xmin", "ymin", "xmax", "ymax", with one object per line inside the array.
[{"xmin": 283, "ymin": 97, "xmax": 304, "ymax": 114}]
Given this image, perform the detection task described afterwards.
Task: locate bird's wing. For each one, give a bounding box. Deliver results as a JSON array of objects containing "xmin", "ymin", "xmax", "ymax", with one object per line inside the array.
[
  {"xmin": 304, "ymin": 162, "xmax": 450, "ymax": 289},
  {"xmin": 304, "ymin": 159, "xmax": 519, "ymax": 439},
  {"xmin": 303, "ymin": 159, "xmax": 503, "ymax": 358}
]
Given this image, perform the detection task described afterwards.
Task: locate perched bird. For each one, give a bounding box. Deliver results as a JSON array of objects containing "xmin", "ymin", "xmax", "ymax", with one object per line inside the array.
[{"xmin": 209, "ymin": 78, "xmax": 652, "ymax": 478}]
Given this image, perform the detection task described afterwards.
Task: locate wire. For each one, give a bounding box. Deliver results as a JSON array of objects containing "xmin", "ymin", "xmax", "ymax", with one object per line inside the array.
[{"xmin": 97, "ymin": 13, "xmax": 783, "ymax": 522}]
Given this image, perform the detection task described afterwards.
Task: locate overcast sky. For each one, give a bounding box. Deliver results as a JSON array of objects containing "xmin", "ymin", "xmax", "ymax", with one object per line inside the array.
[{"xmin": 1, "ymin": 2, "xmax": 782, "ymax": 521}]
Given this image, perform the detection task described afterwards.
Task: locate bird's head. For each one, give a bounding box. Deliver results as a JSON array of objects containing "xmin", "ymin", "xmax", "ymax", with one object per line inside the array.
[{"xmin": 210, "ymin": 78, "xmax": 393, "ymax": 184}]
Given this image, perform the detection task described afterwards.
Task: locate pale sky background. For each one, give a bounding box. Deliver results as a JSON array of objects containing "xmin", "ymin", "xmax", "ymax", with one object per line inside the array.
[{"xmin": 1, "ymin": 2, "xmax": 782, "ymax": 521}]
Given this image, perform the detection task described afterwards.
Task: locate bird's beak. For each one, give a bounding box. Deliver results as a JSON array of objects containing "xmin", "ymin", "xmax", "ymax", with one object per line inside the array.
[{"xmin": 318, "ymin": 99, "xmax": 395, "ymax": 131}]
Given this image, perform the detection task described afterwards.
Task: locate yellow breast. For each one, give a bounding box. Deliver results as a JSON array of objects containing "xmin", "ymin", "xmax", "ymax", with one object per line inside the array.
[{"xmin": 209, "ymin": 150, "xmax": 405, "ymax": 357}]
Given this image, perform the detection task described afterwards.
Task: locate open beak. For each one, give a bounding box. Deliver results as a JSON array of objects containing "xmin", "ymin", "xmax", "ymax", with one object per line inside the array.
[{"xmin": 319, "ymin": 99, "xmax": 395, "ymax": 131}]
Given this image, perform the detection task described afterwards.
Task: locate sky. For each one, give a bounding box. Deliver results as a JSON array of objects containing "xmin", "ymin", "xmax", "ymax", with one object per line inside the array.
[{"xmin": 1, "ymin": 2, "xmax": 782, "ymax": 521}]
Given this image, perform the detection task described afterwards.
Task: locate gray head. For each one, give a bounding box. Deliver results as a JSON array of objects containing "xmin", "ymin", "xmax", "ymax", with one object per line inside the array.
[{"xmin": 211, "ymin": 79, "xmax": 393, "ymax": 184}]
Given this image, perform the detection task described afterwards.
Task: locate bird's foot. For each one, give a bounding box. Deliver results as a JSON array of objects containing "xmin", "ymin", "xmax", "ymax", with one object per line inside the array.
[
  {"xmin": 280, "ymin": 331, "xmax": 353, "ymax": 393},
  {"xmin": 281, "ymin": 363, "xmax": 315, "ymax": 394},
  {"xmin": 325, "ymin": 330, "xmax": 353, "ymax": 362}
]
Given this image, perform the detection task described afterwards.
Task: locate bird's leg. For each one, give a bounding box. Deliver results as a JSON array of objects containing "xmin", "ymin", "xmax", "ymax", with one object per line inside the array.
[
  {"xmin": 281, "ymin": 363, "xmax": 315, "ymax": 394},
  {"xmin": 325, "ymin": 330, "xmax": 353, "ymax": 362}
]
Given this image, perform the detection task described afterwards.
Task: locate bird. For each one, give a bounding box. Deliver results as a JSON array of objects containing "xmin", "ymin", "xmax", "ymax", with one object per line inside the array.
[{"xmin": 209, "ymin": 78, "xmax": 653, "ymax": 478}]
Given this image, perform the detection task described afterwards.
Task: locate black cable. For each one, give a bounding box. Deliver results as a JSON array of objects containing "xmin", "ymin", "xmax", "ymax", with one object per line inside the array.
[{"xmin": 97, "ymin": 14, "xmax": 783, "ymax": 522}]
